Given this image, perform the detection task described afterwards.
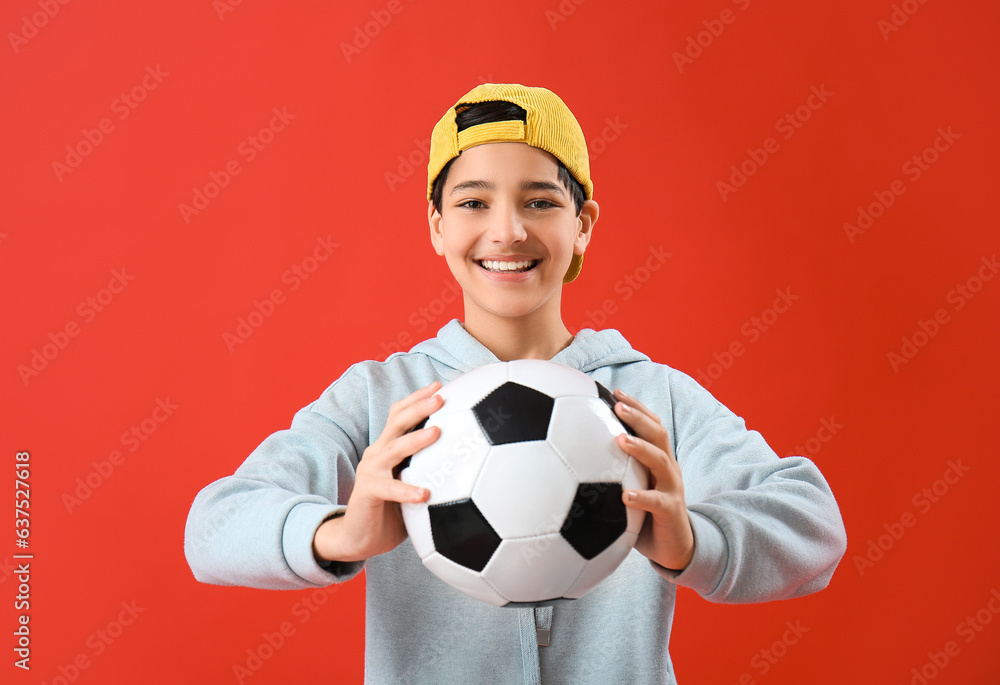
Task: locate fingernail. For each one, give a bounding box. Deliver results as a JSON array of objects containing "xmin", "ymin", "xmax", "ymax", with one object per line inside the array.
[
  {"xmin": 624, "ymin": 434, "xmax": 636, "ymax": 446},
  {"xmin": 620, "ymin": 403, "xmax": 632, "ymax": 415},
  {"xmin": 616, "ymin": 388, "xmax": 630, "ymax": 398},
  {"xmin": 625, "ymin": 490, "xmax": 637, "ymax": 502}
]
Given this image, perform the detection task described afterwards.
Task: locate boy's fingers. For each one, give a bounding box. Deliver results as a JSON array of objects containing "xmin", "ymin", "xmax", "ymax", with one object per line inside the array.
[
  {"xmin": 614, "ymin": 388, "xmax": 660, "ymax": 425},
  {"xmin": 614, "ymin": 394, "xmax": 676, "ymax": 461},
  {"xmin": 390, "ymin": 425, "xmax": 440, "ymax": 464},
  {"xmin": 365, "ymin": 425, "xmax": 439, "ymax": 474},
  {"xmin": 385, "ymin": 384, "xmax": 443, "ymax": 437},
  {"xmin": 613, "ymin": 397, "xmax": 657, "ymax": 437},
  {"xmin": 618, "ymin": 433, "xmax": 678, "ymax": 490},
  {"xmin": 373, "ymin": 477, "xmax": 429, "ymax": 504},
  {"xmin": 622, "ymin": 487, "xmax": 687, "ymax": 527},
  {"xmin": 390, "ymin": 381, "xmax": 441, "ymax": 414},
  {"xmin": 622, "ymin": 487, "xmax": 666, "ymax": 513}
]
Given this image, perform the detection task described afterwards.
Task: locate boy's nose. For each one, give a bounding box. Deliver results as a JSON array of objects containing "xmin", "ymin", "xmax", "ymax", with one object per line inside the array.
[{"xmin": 487, "ymin": 207, "xmax": 528, "ymax": 244}]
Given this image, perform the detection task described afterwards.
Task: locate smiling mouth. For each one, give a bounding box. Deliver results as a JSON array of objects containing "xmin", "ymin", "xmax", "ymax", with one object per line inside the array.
[{"xmin": 477, "ymin": 259, "xmax": 539, "ymax": 273}]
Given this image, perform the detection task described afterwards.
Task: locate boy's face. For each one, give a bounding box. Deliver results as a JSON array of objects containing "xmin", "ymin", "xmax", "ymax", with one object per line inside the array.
[{"xmin": 428, "ymin": 142, "xmax": 598, "ymax": 324}]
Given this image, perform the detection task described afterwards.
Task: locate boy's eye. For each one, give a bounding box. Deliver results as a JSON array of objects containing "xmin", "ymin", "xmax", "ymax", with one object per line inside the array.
[{"xmin": 457, "ymin": 199, "xmax": 559, "ymax": 211}]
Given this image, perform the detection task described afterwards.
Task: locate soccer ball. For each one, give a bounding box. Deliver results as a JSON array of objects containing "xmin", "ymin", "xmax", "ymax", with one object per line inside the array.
[{"xmin": 397, "ymin": 360, "xmax": 648, "ymax": 607}]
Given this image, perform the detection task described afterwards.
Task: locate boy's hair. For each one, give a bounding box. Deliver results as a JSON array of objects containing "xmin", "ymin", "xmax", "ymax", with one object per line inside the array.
[{"xmin": 430, "ymin": 100, "xmax": 587, "ymax": 217}]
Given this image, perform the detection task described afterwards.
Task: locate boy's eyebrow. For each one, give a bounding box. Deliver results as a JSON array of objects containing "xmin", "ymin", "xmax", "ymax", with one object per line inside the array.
[
  {"xmin": 450, "ymin": 180, "xmax": 494, "ymax": 196},
  {"xmin": 520, "ymin": 180, "xmax": 566, "ymax": 196},
  {"xmin": 449, "ymin": 179, "xmax": 566, "ymax": 196}
]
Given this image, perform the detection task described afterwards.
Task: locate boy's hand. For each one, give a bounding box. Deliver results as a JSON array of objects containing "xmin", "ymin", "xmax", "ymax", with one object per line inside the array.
[
  {"xmin": 313, "ymin": 381, "xmax": 443, "ymax": 564},
  {"xmin": 613, "ymin": 388, "xmax": 695, "ymax": 572}
]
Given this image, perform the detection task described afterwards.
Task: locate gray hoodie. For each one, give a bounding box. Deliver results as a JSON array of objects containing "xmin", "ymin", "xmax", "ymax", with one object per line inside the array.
[{"xmin": 184, "ymin": 319, "xmax": 847, "ymax": 684}]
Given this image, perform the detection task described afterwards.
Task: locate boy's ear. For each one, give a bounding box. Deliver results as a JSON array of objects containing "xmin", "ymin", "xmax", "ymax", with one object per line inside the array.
[
  {"xmin": 428, "ymin": 201, "xmax": 445, "ymax": 256},
  {"xmin": 574, "ymin": 199, "xmax": 600, "ymax": 256}
]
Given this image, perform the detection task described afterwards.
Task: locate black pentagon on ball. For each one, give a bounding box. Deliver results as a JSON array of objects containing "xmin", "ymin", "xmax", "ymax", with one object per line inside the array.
[
  {"xmin": 596, "ymin": 381, "xmax": 638, "ymax": 437},
  {"xmin": 429, "ymin": 498, "xmax": 502, "ymax": 572},
  {"xmin": 473, "ymin": 382, "xmax": 554, "ymax": 445},
  {"xmin": 560, "ymin": 483, "xmax": 627, "ymax": 560}
]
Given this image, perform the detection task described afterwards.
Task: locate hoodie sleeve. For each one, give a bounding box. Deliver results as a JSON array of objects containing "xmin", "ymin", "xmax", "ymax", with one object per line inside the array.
[
  {"xmin": 652, "ymin": 368, "xmax": 848, "ymax": 603},
  {"xmin": 184, "ymin": 385, "xmax": 369, "ymax": 590}
]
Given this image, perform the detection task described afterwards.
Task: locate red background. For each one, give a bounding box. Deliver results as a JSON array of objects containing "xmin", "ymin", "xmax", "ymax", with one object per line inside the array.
[{"xmin": 3, "ymin": 0, "xmax": 999, "ymax": 683}]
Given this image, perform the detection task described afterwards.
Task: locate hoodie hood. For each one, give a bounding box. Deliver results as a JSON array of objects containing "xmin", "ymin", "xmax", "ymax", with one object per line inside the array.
[{"xmin": 409, "ymin": 319, "xmax": 651, "ymax": 374}]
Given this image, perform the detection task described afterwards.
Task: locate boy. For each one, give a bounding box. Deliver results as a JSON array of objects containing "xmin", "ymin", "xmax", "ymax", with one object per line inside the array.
[{"xmin": 185, "ymin": 83, "xmax": 847, "ymax": 684}]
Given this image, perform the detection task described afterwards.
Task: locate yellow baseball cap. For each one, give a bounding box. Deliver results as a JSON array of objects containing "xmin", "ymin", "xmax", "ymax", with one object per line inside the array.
[{"xmin": 427, "ymin": 83, "xmax": 592, "ymax": 284}]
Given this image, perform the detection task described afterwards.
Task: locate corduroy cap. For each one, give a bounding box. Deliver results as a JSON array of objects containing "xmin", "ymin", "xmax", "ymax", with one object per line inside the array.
[{"xmin": 427, "ymin": 83, "xmax": 592, "ymax": 284}]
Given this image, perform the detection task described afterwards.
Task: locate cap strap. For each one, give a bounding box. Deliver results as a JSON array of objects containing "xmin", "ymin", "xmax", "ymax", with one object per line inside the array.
[{"xmin": 456, "ymin": 120, "xmax": 525, "ymax": 151}]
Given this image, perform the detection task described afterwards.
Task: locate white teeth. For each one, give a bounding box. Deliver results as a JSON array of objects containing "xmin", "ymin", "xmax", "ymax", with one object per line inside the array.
[{"xmin": 480, "ymin": 260, "xmax": 537, "ymax": 272}]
